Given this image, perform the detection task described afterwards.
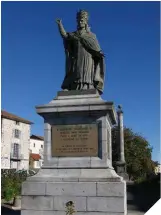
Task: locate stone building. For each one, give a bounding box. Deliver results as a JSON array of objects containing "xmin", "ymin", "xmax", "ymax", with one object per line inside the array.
[
  {"xmin": 29, "ymin": 135, "xmax": 44, "ymax": 168},
  {"xmin": 30, "ymin": 134, "xmax": 44, "ymax": 155},
  {"xmin": 1, "ymin": 110, "xmax": 33, "ymax": 170}
]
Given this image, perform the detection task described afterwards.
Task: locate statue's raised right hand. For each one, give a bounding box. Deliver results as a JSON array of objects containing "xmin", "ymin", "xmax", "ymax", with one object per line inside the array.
[{"xmin": 56, "ymin": 18, "xmax": 62, "ymax": 25}]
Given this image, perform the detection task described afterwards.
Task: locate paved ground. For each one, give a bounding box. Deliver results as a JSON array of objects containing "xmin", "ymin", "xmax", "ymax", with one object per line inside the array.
[
  {"xmin": 1, "ymin": 206, "xmax": 145, "ymax": 215},
  {"xmin": 1, "ymin": 207, "xmax": 20, "ymax": 215},
  {"xmin": 128, "ymin": 211, "xmax": 145, "ymax": 215}
]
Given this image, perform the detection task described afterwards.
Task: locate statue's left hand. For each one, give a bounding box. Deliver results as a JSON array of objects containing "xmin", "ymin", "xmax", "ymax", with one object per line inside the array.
[
  {"xmin": 97, "ymin": 51, "xmax": 105, "ymax": 58},
  {"xmin": 99, "ymin": 51, "xmax": 105, "ymax": 58}
]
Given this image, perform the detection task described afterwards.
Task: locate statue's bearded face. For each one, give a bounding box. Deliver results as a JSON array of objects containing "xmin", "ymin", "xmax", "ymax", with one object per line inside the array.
[{"xmin": 78, "ymin": 18, "xmax": 86, "ymax": 29}]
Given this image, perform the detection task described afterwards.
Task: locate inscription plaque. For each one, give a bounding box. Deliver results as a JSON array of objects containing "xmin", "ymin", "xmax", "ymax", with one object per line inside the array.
[{"xmin": 51, "ymin": 124, "xmax": 98, "ymax": 157}]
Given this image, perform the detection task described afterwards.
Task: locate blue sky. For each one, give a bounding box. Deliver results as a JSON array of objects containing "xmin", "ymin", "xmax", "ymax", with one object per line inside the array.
[{"xmin": 1, "ymin": 1, "xmax": 160, "ymax": 162}]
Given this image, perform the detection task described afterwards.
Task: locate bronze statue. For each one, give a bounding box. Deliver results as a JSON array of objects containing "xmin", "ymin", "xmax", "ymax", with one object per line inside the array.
[{"xmin": 56, "ymin": 10, "xmax": 105, "ymax": 94}]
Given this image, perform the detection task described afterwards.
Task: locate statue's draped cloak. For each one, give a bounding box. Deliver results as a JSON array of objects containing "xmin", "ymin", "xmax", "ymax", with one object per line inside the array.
[{"xmin": 61, "ymin": 31, "xmax": 105, "ymax": 94}]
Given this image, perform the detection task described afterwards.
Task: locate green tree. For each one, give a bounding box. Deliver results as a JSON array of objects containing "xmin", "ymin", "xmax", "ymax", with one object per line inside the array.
[{"xmin": 112, "ymin": 127, "xmax": 156, "ymax": 181}]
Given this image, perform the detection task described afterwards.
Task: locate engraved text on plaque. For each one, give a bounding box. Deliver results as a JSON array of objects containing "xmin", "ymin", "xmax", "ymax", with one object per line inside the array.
[{"xmin": 51, "ymin": 124, "xmax": 98, "ymax": 157}]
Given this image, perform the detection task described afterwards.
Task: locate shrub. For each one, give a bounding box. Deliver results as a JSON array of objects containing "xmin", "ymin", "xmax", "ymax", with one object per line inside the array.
[
  {"xmin": 65, "ymin": 201, "xmax": 76, "ymax": 215},
  {"xmin": 1, "ymin": 169, "xmax": 38, "ymax": 202},
  {"xmin": 2, "ymin": 170, "xmax": 22, "ymax": 202}
]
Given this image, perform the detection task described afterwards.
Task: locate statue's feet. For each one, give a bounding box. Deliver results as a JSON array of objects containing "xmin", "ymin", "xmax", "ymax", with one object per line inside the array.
[
  {"xmin": 81, "ymin": 83, "xmax": 95, "ymax": 90},
  {"xmin": 82, "ymin": 84, "xmax": 88, "ymax": 90}
]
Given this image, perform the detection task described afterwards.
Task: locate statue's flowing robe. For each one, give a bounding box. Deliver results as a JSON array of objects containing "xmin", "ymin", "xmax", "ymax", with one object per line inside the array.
[{"xmin": 61, "ymin": 30, "xmax": 105, "ymax": 94}]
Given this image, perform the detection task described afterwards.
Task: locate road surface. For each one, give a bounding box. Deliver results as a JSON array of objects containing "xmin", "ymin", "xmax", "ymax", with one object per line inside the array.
[{"xmin": 1, "ymin": 206, "xmax": 145, "ymax": 215}]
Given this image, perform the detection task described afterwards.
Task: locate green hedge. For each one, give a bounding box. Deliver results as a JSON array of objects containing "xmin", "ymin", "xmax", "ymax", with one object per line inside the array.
[{"xmin": 1, "ymin": 169, "xmax": 38, "ymax": 202}]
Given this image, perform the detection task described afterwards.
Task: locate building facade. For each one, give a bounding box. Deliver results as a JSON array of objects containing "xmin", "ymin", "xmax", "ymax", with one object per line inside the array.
[
  {"xmin": 29, "ymin": 135, "xmax": 44, "ymax": 168},
  {"xmin": 1, "ymin": 110, "xmax": 33, "ymax": 170}
]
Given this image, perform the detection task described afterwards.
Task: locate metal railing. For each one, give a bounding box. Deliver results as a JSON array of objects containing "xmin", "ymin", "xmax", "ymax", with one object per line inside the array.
[{"xmin": 10, "ymin": 152, "xmax": 24, "ymax": 160}]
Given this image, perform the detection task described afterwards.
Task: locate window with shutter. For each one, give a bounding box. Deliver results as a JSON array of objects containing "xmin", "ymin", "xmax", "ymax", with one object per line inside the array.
[
  {"xmin": 14, "ymin": 129, "xmax": 21, "ymax": 138},
  {"xmin": 15, "ymin": 121, "xmax": 20, "ymax": 125},
  {"xmin": 13, "ymin": 143, "xmax": 19, "ymax": 158}
]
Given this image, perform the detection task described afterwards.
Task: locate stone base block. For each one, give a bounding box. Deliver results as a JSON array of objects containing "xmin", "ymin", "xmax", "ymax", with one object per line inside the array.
[
  {"xmin": 21, "ymin": 175, "xmax": 127, "ymax": 215},
  {"xmin": 21, "ymin": 211, "xmax": 125, "ymax": 215}
]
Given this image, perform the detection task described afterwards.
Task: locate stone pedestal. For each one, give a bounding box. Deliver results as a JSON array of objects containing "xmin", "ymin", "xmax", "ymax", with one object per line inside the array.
[
  {"xmin": 115, "ymin": 161, "xmax": 129, "ymax": 181},
  {"xmin": 21, "ymin": 90, "xmax": 127, "ymax": 215}
]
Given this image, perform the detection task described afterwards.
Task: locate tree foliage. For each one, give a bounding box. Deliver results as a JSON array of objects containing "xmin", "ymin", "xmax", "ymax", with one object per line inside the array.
[{"xmin": 112, "ymin": 127, "xmax": 156, "ymax": 181}]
